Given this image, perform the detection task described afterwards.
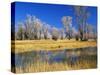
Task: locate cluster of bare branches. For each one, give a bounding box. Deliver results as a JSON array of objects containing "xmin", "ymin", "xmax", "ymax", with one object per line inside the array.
[{"xmin": 74, "ymin": 6, "xmax": 97, "ymax": 41}]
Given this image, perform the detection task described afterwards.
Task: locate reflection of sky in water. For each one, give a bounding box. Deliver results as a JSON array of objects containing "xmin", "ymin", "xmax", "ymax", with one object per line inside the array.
[{"xmin": 12, "ymin": 47, "xmax": 97, "ymax": 68}]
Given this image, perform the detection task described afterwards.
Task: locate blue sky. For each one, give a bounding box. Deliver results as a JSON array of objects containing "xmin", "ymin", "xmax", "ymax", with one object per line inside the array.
[{"xmin": 13, "ymin": 2, "xmax": 97, "ymax": 31}]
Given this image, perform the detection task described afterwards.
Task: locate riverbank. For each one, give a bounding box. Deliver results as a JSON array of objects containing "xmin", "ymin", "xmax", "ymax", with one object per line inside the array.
[{"xmin": 11, "ymin": 39, "xmax": 97, "ymax": 53}]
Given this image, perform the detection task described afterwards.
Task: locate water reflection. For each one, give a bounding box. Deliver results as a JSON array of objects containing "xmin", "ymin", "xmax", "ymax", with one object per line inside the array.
[{"xmin": 12, "ymin": 47, "xmax": 97, "ymax": 68}]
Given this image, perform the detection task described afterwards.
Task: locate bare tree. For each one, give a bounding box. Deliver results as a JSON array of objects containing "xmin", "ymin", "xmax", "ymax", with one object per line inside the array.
[
  {"xmin": 42, "ymin": 23, "xmax": 49, "ymax": 39},
  {"xmin": 71, "ymin": 27, "xmax": 77, "ymax": 38},
  {"xmin": 59, "ymin": 28, "xmax": 66, "ymax": 39},
  {"xmin": 74, "ymin": 6, "xmax": 90, "ymax": 41},
  {"xmin": 51, "ymin": 27, "xmax": 60, "ymax": 40},
  {"xmin": 16, "ymin": 23, "xmax": 24, "ymax": 40},
  {"xmin": 24, "ymin": 14, "xmax": 33, "ymax": 40},
  {"xmin": 86, "ymin": 24, "xmax": 97, "ymax": 40},
  {"xmin": 62, "ymin": 16, "xmax": 72, "ymax": 40},
  {"xmin": 33, "ymin": 17, "xmax": 43, "ymax": 39}
]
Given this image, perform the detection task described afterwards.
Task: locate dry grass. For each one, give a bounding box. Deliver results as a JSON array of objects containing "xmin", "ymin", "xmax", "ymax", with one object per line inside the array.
[
  {"xmin": 14, "ymin": 59, "xmax": 97, "ymax": 73},
  {"xmin": 11, "ymin": 39, "xmax": 97, "ymax": 53}
]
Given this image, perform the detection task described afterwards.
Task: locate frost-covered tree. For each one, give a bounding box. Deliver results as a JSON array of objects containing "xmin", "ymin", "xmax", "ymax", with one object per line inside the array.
[
  {"xmin": 33, "ymin": 16, "xmax": 43, "ymax": 39},
  {"xmin": 74, "ymin": 6, "xmax": 90, "ymax": 41},
  {"xmin": 51, "ymin": 27, "xmax": 60, "ymax": 40},
  {"xmin": 59, "ymin": 28, "xmax": 66, "ymax": 39},
  {"xmin": 62, "ymin": 16, "xmax": 72, "ymax": 40},
  {"xmin": 16, "ymin": 23, "xmax": 25, "ymax": 40},
  {"xmin": 86, "ymin": 24, "xmax": 97, "ymax": 40},
  {"xmin": 24, "ymin": 15, "xmax": 34, "ymax": 40}
]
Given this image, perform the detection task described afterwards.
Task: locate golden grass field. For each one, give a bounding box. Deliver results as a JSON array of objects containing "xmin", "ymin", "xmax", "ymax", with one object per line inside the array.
[{"xmin": 11, "ymin": 39, "xmax": 97, "ymax": 53}]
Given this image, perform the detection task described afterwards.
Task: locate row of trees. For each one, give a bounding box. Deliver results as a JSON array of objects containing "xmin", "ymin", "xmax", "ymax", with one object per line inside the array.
[
  {"xmin": 15, "ymin": 14, "xmax": 77, "ymax": 40},
  {"xmin": 15, "ymin": 6, "xmax": 97, "ymax": 41},
  {"xmin": 15, "ymin": 15, "xmax": 61, "ymax": 40}
]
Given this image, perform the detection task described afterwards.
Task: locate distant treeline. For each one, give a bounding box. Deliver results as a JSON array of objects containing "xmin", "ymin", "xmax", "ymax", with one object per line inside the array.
[{"xmin": 13, "ymin": 6, "xmax": 97, "ymax": 41}]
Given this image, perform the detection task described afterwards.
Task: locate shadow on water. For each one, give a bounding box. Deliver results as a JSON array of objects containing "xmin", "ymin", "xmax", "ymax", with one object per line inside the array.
[{"xmin": 12, "ymin": 46, "xmax": 97, "ymax": 70}]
